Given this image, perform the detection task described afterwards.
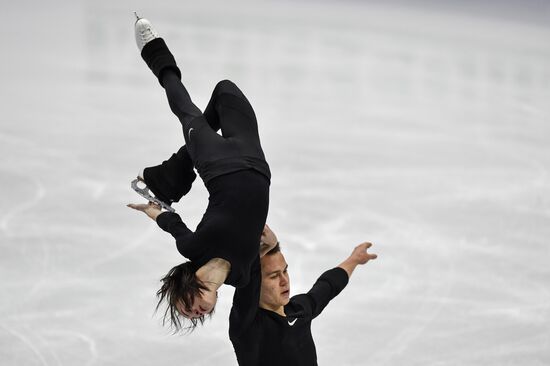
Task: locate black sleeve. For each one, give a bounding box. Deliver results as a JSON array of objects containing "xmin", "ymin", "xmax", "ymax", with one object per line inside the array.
[
  {"xmin": 229, "ymin": 256, "xmax": 261, "ymax": 339},
  {"xmin": 293, "ymin": 267, "xmax": 349, "ymax": 319},
  {"xmin": 156, "ymin": 211, "xmax": 196, "ymax": 258}
]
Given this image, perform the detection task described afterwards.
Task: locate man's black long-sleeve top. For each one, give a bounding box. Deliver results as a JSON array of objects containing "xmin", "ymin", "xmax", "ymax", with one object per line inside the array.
[{"xmin": 229, "ymin": 259, "xmax": 349, "ymax": 365}]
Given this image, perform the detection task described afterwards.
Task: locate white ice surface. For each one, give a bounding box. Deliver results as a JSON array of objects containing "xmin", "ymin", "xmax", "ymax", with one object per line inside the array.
[{"xmin": 1, "ymin": 0, "xmax": 549, "ymax": 365}]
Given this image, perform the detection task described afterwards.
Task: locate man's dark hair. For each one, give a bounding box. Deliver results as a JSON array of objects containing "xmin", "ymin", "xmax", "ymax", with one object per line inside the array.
[
  {"xmin": 155, "ymin": 261, "xmax": 213, "ymax": 333},
  {"xmin": 265, "ymin": 242, "xmax": 281, "ymax": 256}
]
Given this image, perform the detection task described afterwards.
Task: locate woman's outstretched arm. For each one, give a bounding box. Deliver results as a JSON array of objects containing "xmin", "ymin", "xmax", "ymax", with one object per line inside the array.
[{"xmin": 127, "ymin": 202, "xmax": 196, "ymax": 258}]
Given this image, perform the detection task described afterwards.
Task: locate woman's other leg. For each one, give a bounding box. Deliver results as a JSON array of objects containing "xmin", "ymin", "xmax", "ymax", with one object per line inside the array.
[
  {"xmin": 142, "ymin": 145, "xmax": 196, "ymax": 204},
  {"xmin": 203, "ymin": 80, "xmax": 265, "ymax": 158}
]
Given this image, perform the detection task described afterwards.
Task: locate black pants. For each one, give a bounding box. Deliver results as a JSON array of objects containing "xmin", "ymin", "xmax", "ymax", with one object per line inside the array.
[{"xmin": 151, "ymin": 73, "xmax": 270, "ymax": 196}]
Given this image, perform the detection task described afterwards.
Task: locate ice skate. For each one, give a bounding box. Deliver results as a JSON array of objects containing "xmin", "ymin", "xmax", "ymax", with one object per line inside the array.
[
  {"xmin": 134, "ymin": 12, "xmax": 181, "ymax": 86},
  {"xmin": 134, "ymin": 12, "xmax": 159, "ymax": 51},
  {"xmin": 131, "ymin": 173, "xmax": 176, "ymax": 213}
]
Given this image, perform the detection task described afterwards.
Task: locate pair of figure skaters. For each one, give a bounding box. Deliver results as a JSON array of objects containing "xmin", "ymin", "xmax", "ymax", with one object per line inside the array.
[{"xmin": 128, "ymin": 14, "xmax": 377, "ymax": 366}]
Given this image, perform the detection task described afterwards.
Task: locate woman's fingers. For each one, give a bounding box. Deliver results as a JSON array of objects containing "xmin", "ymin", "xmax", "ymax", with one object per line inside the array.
[
  {"xmin": 127, "ymin": 203, "xmax": 150, "ymax": 211},
  {"xmin": 147, "ymin": 201, "xmax": 161, "ymax": 210}
]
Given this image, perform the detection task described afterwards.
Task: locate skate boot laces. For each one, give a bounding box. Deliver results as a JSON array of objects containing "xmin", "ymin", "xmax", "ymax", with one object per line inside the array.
[{"xmin": 134, "ymin": 12, "xmax": 159, "ymax": 51}]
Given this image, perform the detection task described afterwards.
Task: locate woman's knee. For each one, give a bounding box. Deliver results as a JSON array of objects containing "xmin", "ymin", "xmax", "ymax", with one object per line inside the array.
[{"xmin": 214, "ymin": 79, "xmax": 245, "ymax": 98}]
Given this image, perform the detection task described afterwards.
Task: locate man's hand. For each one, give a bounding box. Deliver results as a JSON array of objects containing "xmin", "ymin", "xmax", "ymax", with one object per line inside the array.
[
  {"xmin": 127, "ymin": 202, "xmax": 163, "ymax": 221},
  {"xmin": 338, "ymin": 242, "xmax": 377, "ymax": 278},
  {"xmin": 259, "ymin": 224, "xmax": 278, "ymax": 257},
  {"xmin": 349, "ymin": 242, "xmax": 377, "ymax": 264}
]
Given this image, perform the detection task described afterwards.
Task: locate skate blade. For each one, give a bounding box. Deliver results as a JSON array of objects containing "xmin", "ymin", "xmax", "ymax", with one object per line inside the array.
[{"xmin": 131, "ymin": 178, "xmax": 176, "ymax": 213}]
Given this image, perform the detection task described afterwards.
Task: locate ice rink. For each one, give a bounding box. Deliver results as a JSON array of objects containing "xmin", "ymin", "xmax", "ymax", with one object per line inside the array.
[{"xmin": 1, "ymin": 0, "xmax": 549, "ymax": 365}]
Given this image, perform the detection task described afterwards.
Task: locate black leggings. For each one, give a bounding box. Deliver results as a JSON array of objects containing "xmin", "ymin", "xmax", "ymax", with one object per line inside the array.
[{"xmin": 160, "ymin": 72, "xmax": 269, "ymax": 185}]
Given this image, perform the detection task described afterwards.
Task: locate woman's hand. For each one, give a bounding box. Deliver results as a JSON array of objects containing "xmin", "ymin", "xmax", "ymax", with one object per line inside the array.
[
  {"xmin": 261, "ymin": 224, "xmax": 278, "ymax": 246},
  {"xmin": 259, "ymin": 224, "xmax": 279, "ymax": 257},
  {"xmin": 127, "ymin": 202, "xmax": 163, "ymax": 221}
]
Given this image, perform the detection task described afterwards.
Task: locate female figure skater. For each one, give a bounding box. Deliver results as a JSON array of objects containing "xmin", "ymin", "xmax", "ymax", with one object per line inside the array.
[{"xmin": 127, "ymin": 14, "xmax": 272, "ymax": 332}]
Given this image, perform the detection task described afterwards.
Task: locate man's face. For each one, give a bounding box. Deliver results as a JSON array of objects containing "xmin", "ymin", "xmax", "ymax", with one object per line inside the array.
[{"xmin": 260, "ymin": 252, "xmax": 290, "ymax": 310}]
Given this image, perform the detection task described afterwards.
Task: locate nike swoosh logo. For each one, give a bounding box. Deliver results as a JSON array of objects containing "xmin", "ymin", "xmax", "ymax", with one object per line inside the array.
[
  {"xmin": 188, "ymin": 127, "xmax": 194, "ymax": 140},
  {"xmin": 287, "ymin": 318, "xmax": 297, "ymax": 326}
]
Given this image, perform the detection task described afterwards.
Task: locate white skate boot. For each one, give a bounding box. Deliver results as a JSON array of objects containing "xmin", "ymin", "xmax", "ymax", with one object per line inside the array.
[{"xmin": 134, "ymin": 12, "xmax": 159, "ymax": 51}]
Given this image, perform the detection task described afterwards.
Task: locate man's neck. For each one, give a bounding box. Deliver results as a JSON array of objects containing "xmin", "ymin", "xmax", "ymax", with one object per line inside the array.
[
  {"xmin": 196, "ymin": 258, "xmax": 230, "ymax": 291},
  {"xmin": 260, "ymin": 303, "xmax": 286, "ymax": 317}
]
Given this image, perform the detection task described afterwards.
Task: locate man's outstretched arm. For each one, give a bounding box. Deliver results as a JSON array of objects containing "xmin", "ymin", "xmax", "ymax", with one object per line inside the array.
[
  {"xmin": 338, "ymin": 242, "xmax": 378, "ymax": 278},
  {"xmin": 293, "ymin": 242, "xmax": 378, "ymax": 319}
]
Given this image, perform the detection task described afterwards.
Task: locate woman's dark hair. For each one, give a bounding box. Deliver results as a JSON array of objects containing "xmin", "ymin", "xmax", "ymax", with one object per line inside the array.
[{"xmin": 155, "ymin": 261, "xmax": 212, "ymax": 333}]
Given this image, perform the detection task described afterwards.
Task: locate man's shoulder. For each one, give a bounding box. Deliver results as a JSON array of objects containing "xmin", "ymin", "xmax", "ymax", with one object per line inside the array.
[{"xmin": 285, "ymin": 294, "xmax": 314, "ymax": 318}]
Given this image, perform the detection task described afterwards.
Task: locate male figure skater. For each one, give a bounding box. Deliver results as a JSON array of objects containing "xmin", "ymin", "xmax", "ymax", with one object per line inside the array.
[
  {"xmin": 230, "ymin": 226, "xmax": 378, "ymax": 365},
  {"xmin": 127, "ymin": 14, "xmax": 272, "ymax": 332}
]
